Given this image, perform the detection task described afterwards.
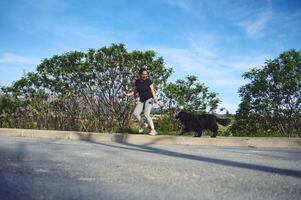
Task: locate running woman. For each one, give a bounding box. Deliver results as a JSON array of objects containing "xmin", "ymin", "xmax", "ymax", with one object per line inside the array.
[{"xmin": 123, "ymin": 68, "xmax": 158, "ymax": 136}]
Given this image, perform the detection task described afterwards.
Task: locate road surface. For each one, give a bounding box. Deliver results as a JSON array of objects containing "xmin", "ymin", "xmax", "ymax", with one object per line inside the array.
[{"xmin": 0, "ymin": 135, "xmax": 301, "ymax": 200}]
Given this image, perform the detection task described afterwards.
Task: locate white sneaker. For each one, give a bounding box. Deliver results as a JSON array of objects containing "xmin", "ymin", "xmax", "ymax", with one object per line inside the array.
[
  {"xmin": 138, "ymin": 122, "xmax": 148, "ymax": 133},
  {"xmin": 149, "ymin": 130, "xmax": 158, "ymax": 136}
]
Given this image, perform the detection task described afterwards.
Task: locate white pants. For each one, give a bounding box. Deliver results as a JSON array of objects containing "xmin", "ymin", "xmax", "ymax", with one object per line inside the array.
[{"xmin": 133, "ymin": 98, "xmax": 155, "ymax": 130}]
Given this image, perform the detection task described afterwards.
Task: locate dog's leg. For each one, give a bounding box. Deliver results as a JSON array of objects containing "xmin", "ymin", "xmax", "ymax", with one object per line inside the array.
[
  {"xmin": 198, "ymin": 131, "xmax": 203, "ymax": 137},
  {"xmin": 194, "ymin": 131, "xmax": 202, "ymax": 137},
  {"xmin": 210, "ymin": 124, "xmax": 218, "ymax": 138},
  {"xmin": 179, "ymin": 126, "xmax": 187, "ymax": 135}
]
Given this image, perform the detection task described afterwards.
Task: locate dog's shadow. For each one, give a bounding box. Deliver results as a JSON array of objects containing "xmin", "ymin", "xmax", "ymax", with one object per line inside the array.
[{"xmin": 75, "ymin": 132, "xmax": 301, "ymax": 179}]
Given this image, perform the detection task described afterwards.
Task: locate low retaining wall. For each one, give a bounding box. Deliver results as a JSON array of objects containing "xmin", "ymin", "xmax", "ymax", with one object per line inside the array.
[{"xmin": 0, "ymin": 128, "xmax": 300, "ymax": 148}]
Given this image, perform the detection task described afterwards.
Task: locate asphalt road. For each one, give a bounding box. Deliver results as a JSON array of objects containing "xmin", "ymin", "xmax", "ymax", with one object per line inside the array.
[{"xmin": 0, "ymin": 135, "xmax": 301, "ymax": 200}]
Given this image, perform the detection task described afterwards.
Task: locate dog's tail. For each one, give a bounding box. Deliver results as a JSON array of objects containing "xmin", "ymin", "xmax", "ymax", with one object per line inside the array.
[{"xmin": 216, "ymin": 117, "xmax": 231, "ymax": 126}]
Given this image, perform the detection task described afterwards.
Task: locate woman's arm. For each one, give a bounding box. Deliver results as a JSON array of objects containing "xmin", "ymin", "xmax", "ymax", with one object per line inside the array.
[
  {"xmin": 150, "ymin": 84, "xmax": 157, "ymax": 103},
  {"xmin": 123, "ymin": 87, "xmax": 137, "ymax": 97}
]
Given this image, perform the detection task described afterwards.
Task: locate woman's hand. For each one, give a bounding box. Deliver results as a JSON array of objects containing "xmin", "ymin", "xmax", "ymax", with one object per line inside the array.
[
  {"xmin": 152, "ymin": 98, "xmax": 158, "ymax": 104},
  {"xmin": 123, "ymin": 91, "xmax": 135, "ymax": 97}
]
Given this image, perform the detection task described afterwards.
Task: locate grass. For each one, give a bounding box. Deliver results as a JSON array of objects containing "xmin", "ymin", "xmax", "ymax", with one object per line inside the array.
[{"xmin": 127, "ymin": 120, "xmax": 284, "ymax": 137}]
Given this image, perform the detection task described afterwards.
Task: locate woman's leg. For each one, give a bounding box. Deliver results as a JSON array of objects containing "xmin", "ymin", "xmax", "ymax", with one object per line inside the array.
[
  {"xmin": 133, "ymin": 101, "xmax": 144, "ymax": 125},
  {"xmin": 144, "ymin": 99, "xmax": 155, "ymax": 130}
]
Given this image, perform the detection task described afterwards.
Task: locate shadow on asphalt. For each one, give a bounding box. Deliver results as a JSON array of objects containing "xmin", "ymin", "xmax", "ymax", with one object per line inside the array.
[
  {"xmin": 0, "ymin": 138, "xmax": 96, "ymax": 200},
  {"xmin": 0, "ymin": 142, "xmax": 34, "ymax": 199},
  {"xmin": 75, "ymin": 132, "xmax": 301, "ymax": 179}
]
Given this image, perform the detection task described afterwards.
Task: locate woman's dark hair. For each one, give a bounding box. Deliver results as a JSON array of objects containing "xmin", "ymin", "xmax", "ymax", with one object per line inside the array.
[{"xmin": 139, "ymin": 68, "xmax": 148, "ymax": 75}]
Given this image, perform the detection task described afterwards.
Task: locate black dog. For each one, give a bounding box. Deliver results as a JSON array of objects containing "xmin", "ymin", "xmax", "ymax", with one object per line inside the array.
[{"xmin": 175, "ymin": 111, "xmax": 231, "ymax": 137}]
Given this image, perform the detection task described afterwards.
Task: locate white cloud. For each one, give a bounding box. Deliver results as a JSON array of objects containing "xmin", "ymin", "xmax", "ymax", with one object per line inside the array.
[
  {"xmin": 238, "ymin": 11, "xmax": 273, "ymax": 38},
  {"xmin": 0, "ymin": 53, "xmax": 40, "ymax": 65},
  {"xmin": 230, "ymin": 59, "xmax": 267, "ymax": 70},
  {"xmin": 153, "ymin": 46, "xmax": 246, "ymax": 86},
  {"xmin": 10, "ymin": 13, "xmax": 118, "ymax": 52}
]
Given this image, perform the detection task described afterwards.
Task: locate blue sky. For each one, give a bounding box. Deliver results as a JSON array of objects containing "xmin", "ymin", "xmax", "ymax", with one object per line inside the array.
[{"xmin": 0, "ymin": 0, "xmax": 301, "ymax": 113}]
